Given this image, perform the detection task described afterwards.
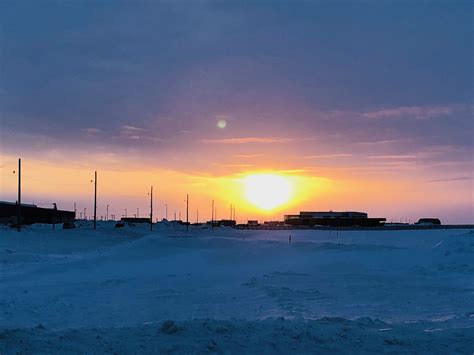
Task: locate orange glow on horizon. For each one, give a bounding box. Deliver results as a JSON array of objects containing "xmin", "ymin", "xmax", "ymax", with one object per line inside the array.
[{"xmin": 0, "ymin": 153, "xmax": 471, "ymax": 223}]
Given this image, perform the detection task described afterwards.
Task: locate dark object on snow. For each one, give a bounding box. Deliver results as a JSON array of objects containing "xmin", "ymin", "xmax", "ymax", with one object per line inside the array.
[
  {"xmin": 115, "ymin": 222, "xmax": 125, "ymax": 228},
  {"xmin": 415, "ymin": 218, "xmax": 441, "ymax": 226},
  {"xmin": 160, "ymin": 320, "xmax": 179, "ymax": 334},
  {"xmin": 62, "ymin": 222, "xmax": 76, "ymax": 229}
]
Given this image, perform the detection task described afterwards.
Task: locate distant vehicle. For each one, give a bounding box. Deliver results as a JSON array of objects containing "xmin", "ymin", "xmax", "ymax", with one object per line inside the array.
[{"xmin": 415, "ymin": 218, "xmax": 441, "ymax": 226}]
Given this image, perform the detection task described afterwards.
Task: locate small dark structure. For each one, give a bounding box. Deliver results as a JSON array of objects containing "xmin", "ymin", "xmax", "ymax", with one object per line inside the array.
[
  {"xmin": 415, "ymin": 218, "xmax": 441, "ymax": 226},
  {"xmin": 284, "ymin": 211, "xmax": 385, "ymax": 227},
  {"xmin": 247, "ymin": 220, "xmax": 259, "ymax": 226},
  {"xmin": 264, "ymin": 221, "xmax": 285, "ymax": 227},
  {"xmin": 121, "ymin": 217, "xmax": 151, "ymax": 224},
  {"xmin": 205, "ymin": 220, "xmax": 236, "ymax": 227},
  {"xmin": 218, "ymin": 219, "xmax": 236, "ymax": 227},
  {"xmin": 0, "ymin": 201, "xmax": 75, "ymax": 225},
  {"xmin": 62, "ymin": 222, "xmax": 76, "ymax": 229}
]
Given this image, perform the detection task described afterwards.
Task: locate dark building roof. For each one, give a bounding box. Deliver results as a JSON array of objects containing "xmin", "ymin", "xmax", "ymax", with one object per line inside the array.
[{"xmin": 0, "ymin": 201, "xmax": 75, "ymax": 225}]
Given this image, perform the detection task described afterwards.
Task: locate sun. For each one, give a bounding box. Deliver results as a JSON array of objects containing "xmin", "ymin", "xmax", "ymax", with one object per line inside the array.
[{"xmin": 243, "ymin": 173, "xmax": 293, "ymax": 210}]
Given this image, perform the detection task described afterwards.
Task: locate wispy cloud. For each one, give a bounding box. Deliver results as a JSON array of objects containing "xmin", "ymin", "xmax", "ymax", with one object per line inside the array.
[
  {"xmin": 368, "ymin": 155, "xmax": 418, "ymax": 160},
  {"xmin": 213, "ymin": 163, "xmax": 254, "ymax": 168},
  {"xmin": 363, "ymin": 105, "xmax": 457, "ymax": 120},
  {"xmin": 81, "ymin": 127, "xmax": 101, "ymax": 134},
  {"xmin": 301, "ymin": 153, "xmax": 353, "ymax": 159},
  {"xmin": 116, "ymin": 124, "xmax": 166, "ymax": 143},
  {"xmin": 201, "ymin": 137, "xmax": 295, "ymax": 144},
  {"xmin": 119, "ymin": 124, "xmax": 146, "ymax": 140},
  {"xmin": 428, "ymin": 176, "xmax": 472, "ymax": 183},
  {"xmin": 234, "ymin": 153, "xmax": 264, "ymax": 158},
  {"xmin": 121, "ymin": 125, "xmax": 146, "ymax": 133},
  {"xmin": 357, "ymin": 139, "xmax": 405, "ymax": 146}
]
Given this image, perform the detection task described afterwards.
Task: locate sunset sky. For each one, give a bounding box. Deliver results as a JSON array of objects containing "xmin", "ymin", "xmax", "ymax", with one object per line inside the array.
[{"xmin": 0, "ymin": 1, "xmax": 472, "ymax": 223}]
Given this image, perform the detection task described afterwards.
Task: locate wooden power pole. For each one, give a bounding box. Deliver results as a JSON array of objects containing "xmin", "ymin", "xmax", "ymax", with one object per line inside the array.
[
  {"xmin": 150, "ymin": 186, "xmax": 153, "ymax": 231},
  {"xmin": 186, "ymin": 194, "xmax": 189, "ymax": 232},
  {"xmin": 17, "ymin": 158, "xmax": 21, "ymax": 232},
  {"xmin": 93, "ymin": 171, "xmax": 97, "ymax": 230},
  {"xmin": 211, "ymin": 199, "xmax": 214, "ymax": 230}
]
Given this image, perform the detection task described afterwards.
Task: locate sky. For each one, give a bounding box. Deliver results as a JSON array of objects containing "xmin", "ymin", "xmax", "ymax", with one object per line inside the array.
[{"xmin": 0, "ymin": 0, "xmax": 473, "ymax": 223}]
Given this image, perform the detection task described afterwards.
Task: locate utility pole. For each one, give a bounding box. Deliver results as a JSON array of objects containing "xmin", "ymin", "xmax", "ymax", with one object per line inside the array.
[
  {"xmin": 186, "ymin": 194, "xmax": 189, "ymax": 232},
  {"xmin": 106, "ymin": 204, "xmax": 109, "ymax": 221},
  {"xmin": 93, "ymin": 171, "xmax": 97, "ymax": 230},
  {"xmin": 74, "ymin": 202, "xmax": 77, "ymax": 219},
  {"xmin": 165, "ymin": 204, "xmax": 168, "ymax": 220},
  {"xmin": 17, "ymin": 158, "xmax": 21, "ymax": 232},
  {"xmin": 137, "ymin": 208, "xmax": 139, "ymax": 218},
  {"xmin": 211, "ymin": 200, "xmax": 214, "ymax": 230},
  {"xmin": 84, "ymin": 208, "xmax": 87, "ymax": 220},
  {"xmin": 150, "ymin": 186, "xmax": 153, "ymax": 231},
  {"xmin": 124, "ymin": 208, "xmax": 127, "ymax": 217},
  {"xmin": 230, "ymin": 204, "xmax": 232, "ymax": 220}
]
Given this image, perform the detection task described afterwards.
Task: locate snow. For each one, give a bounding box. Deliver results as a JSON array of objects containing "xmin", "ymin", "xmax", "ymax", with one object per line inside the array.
[{"xmin": 0, "ymin": 222, "xmax": 473, "ymax": 353}]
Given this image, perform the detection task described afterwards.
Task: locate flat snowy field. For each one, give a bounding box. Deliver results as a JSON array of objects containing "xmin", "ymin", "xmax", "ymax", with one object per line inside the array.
[{"xmin": 0, "ymin": 222, "xmax": 473, "ymax": 354}]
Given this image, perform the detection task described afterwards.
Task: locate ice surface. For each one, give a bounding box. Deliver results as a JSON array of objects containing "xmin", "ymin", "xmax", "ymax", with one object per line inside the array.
[{"xmin": 0, "ymin": 222, "xmax": 473, "ymax": 353}]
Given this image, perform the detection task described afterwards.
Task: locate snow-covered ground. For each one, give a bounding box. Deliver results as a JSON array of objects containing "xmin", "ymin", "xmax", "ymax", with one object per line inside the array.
[{"xmin": 0, "ymin": 222, "xmax": 473, "ymax": 354}]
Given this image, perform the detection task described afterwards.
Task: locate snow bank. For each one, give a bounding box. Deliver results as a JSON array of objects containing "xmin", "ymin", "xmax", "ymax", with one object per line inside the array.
[
  {"xmin": 0, "ymin": 224, "xmax": 473, "ymax": 353},
  {"xmin": 1, "ymin": 317, "xmax": 473, "ymax": 354}
]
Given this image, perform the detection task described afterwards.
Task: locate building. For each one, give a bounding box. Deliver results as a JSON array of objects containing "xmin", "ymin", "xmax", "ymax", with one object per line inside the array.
[
  {"xmin": 121, "ymin": 217, "xmax": 151, "ymax": 224},
  {"xmin": 205, "ymin": 219, "xmax": 236, "ymax": 227},
  {"xmin": 263, "ymin": 221, "xmax": 285, "ymax": 227},
  {"xmin": 0, "ymin": 201, "xmax": 75, "ymax": 225},
  {"xmin": 415, "ymin": 218, "xmax": 441, "ymax": 226},
  {"xmin": 284, "ymin": 211, "xmax": 385, "ymax": 227}
]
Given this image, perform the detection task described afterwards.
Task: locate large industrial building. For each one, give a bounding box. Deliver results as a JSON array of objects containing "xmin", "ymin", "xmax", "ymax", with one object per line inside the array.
[
  {"xmin": 0, "ymin": 201, "xmax": 75, "ymax": 225},
  {"xmin": 284, "ymin": 211, "xmax": 386, "ymax": 227}
]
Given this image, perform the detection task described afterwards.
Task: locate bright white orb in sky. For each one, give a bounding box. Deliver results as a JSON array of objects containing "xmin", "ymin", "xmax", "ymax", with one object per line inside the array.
[{"xmin": 217, "ymin": 119, "xmax": 227, "ymax": 129}]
